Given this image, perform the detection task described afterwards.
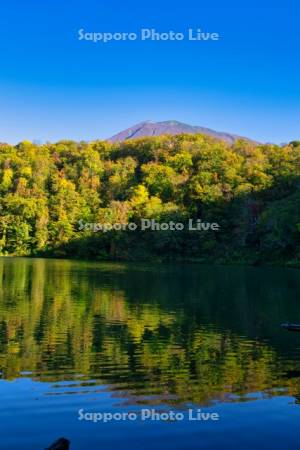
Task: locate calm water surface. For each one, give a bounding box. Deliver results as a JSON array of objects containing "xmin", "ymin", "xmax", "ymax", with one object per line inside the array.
[{"xmin": 1, "ymin": 257, "xmax": 300, "ymax": 449}]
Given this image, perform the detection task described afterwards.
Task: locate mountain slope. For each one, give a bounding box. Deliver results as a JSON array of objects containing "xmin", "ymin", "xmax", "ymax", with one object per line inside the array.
[{"xmin": 108, "ymin": 120, "xmax": 248, "ymax": 144}]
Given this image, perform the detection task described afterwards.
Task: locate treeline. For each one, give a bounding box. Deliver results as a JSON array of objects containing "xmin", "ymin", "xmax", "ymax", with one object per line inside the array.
[{"xmin": 0, "ymin": 134, "xmax": 300, "ymax": 264}]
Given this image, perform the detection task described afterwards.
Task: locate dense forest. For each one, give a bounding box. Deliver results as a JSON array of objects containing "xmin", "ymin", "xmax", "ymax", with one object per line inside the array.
[{"xmin": 0, "ymin": 134, "xmax": 300, "ymax": 265}]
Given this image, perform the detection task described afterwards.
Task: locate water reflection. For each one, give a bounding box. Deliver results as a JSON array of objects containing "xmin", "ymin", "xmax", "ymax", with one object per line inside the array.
[{"xmin": 1, "ymin": 257, "xmax": 300, "ymax": 406}]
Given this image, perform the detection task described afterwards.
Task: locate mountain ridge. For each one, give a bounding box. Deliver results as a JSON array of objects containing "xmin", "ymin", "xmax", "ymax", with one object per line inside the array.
[{"xmin": 108, "ymin": 120, "xmax": 251, "ymax": 144}]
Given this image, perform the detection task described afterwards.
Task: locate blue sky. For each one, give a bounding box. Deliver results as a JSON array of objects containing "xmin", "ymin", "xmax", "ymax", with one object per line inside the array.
[{"xmin": 0, "ymin": 0, "xmax": 299, "ymax": 144}]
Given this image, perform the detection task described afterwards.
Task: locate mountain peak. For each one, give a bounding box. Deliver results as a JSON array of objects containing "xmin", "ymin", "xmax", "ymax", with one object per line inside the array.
[{"xmin": 108, "ymin": 120, "xmax": 247, "ymax": 144}]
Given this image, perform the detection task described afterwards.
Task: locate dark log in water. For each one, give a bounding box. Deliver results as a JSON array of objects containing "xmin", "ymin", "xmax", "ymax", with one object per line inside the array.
[
  {"xmin": 281, "ymin": 323, "xmax": 300, "ymax": 332},
  {"xmin": 45, "ymin": 437, "xmax": 70, "ymax": 450}
]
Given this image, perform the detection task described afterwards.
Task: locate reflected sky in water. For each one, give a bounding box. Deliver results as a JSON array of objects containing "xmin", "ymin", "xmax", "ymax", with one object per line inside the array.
[{"xmin": 1, "ymin": 258, "xmax": 300, "ymax": 449}]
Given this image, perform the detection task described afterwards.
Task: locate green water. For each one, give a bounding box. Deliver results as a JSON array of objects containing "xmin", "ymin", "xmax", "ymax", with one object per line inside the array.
[{"xmin": 1, "ymin": 257, "xmax": 300, "ymax": 449}]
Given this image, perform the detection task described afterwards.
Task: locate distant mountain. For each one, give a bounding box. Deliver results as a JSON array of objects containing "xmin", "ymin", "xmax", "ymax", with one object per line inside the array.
[{"xmin": 109, "ymin": 120, "xmax": 249, "ymax": 144}]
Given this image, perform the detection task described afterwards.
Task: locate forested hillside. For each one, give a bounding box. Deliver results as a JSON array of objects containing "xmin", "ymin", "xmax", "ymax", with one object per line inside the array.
[{"xmin": 0, "ymin": 134, "xmax": 300, "ymax": 265}]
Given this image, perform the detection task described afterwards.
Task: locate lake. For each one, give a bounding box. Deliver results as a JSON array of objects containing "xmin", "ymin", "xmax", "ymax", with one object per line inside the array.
[{"xmin": 1, "ymin": 257, "xmax": 300, "ymax": 449}]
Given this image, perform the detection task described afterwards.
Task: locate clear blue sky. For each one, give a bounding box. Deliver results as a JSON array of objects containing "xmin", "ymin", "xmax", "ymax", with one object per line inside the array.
[{"xmin": 0, "ymin": 0, "xmax": 299, "ymax": 144}]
